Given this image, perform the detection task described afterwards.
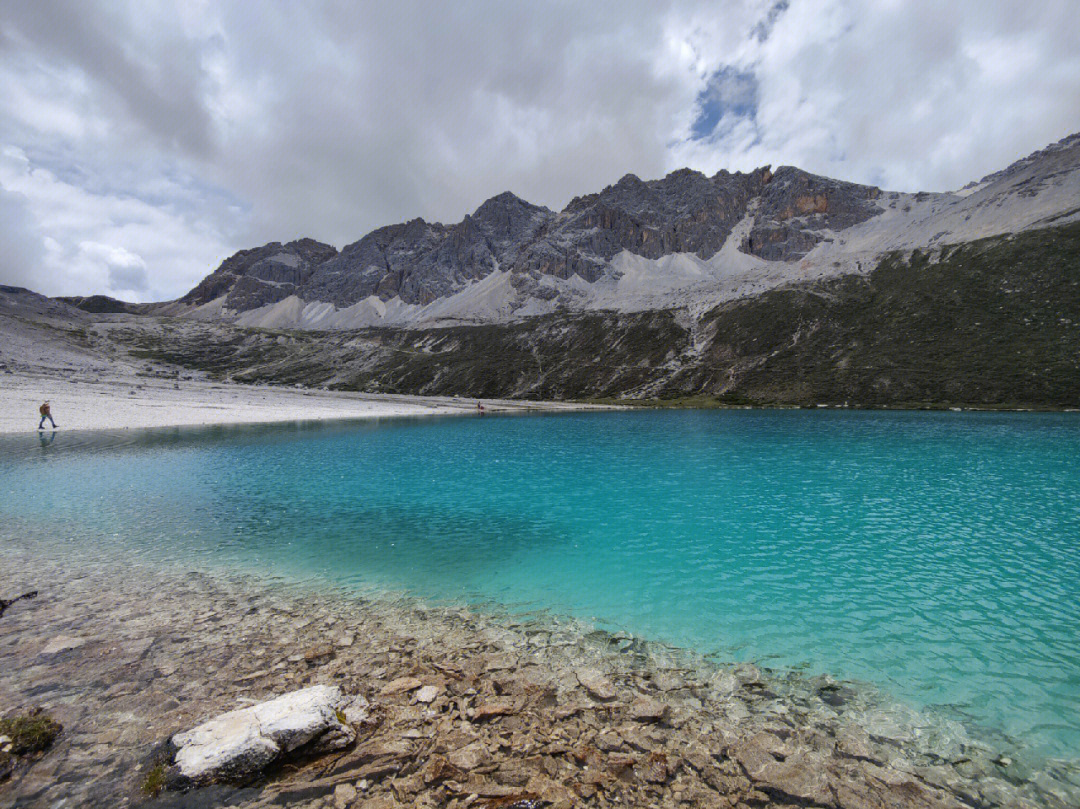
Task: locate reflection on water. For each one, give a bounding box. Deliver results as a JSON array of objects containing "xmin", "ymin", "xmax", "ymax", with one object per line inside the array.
[{"xmin": 2, "ymin": 408, "xmax": 1080, "ymax": 768}]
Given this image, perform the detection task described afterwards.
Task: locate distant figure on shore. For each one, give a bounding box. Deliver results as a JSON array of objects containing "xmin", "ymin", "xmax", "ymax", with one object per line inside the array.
[
  {"xmin": 477, "ymin": 401, "xmax": 485, "ymax": 416},
  {"xmin": 38, "ymin": 400, "xmax": 57, "ymax": 430}
]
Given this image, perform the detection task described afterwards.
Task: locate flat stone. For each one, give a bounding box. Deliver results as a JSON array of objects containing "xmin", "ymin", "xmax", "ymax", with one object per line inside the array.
[
  {"xmin": 116, "ymin": 636, "xmax": 155, "ymax": 660},
  {"xmin": 236, "ymin": 668, "xmax": 272, "ymax": 683},
  {"xmin": 836, "ymin": 725, "xmax": 875, "ymax": 761},
  {"xmin": 379, "ymin": 677, "xmax": 423, "ymax": 696},
  {"xmin": 448, "ymin": 742, "xmax": 489, "ymax": 771},
  {"xmin": 732, "ymin": 737, "xmax": 832, "ymax": 806},
  {"xmin": 629, "ymin": 697, "xmax": 669, "ymax": 723},
  {"xmin": 40, "ymin": 635, "xmax": 85, "ymax": 655},
  {"xmin": 170, "ymin": 685, "xmax": 356, "ymax": 785},
  {"xmin": 733, "ymin": 663, "xmax": 763, "ymax": 687},
  {"xmin": 414, "ymin": 685, "xmax": 440, "ymax": 704},
  {"xmin": 304, "ymin": 643, "xmax": 335, "ymax": 666},
  {"xmin": 472, "ymin": 699, "xmax": 516, "ymax": 721},
  {"xmin": 576, "ymin": 668, "xmax": 616, "ymax": 701},
  {"xmin": 334, "ymin": 782, "xmax": 358, "ymax": 808}
]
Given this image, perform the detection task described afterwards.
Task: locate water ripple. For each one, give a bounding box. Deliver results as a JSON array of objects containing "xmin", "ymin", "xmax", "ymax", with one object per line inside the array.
[{"xmin": 2, "ymin": 408, "xmax": 1079, "ymax": 765}]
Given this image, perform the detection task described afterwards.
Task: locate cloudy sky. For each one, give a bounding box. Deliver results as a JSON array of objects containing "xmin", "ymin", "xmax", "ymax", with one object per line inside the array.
[{"xmin": 1, "ymin": 0, "xmax": 1077, "ymax": 301}]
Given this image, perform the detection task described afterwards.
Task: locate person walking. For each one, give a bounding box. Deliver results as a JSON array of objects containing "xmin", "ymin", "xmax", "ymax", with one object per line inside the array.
[{"xmin": 38, "ymin": 400, "xmax": 57, "ymax": 430}]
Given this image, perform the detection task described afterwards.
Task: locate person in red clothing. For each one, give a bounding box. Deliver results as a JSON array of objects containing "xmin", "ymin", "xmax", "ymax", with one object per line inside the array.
[{"xmin": 38, "ymin": 400, "xmax": 57, "ymax": 430}]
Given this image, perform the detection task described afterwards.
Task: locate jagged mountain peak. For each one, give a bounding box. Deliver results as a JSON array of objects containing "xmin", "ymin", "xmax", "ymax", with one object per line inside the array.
[
  {"xmin": 613, "ymin": 172, "xmax": 646, "ymax": 188},
  {"xmin": 176, "ymin": 132, "xmax": 1080, "ymax": 330},
  {"xmin": 471, "ymin": 191, "xmax": 551, "ymax": 226},
  {"xmin": 180, "ymin": 236, "xmax": 337, "ymax": 307},
  {"xmin": 475, "ymin": 189, "xmax": 540, "ymax": 208}
]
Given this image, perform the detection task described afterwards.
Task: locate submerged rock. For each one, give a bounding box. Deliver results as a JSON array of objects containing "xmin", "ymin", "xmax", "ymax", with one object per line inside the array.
[
  {"xmin": 0, "ymin": 590, "xmax": 36, "ymax": 619},
  {"xmin": 379, "ymin": 676, "xmax": 422, "ymax": 696},
  {"xmin": 629, "ymin": 696, "xmax": 669, "ymax": 724},
  {"xmin": 164, "ymin": 685, "xmax": 356, "ymax": 788},
  {"xmin": 576, "ymin": 668, "xmax": 617, "ymax": 701}
]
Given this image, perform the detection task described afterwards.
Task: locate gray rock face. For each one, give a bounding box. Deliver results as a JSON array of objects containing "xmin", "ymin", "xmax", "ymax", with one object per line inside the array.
[
  {"xmin": 962, "ymin": 130, "xmax": 1080, "ymax": 193},
  {"xmin": 182, "ymin": 165, "xmax": 878, "ymax": 311},
  {"xmin": 181, "ymin": 238, "xmax": 338, "ymax": 309},
  {"xmin": 512, "ymin": 167, "xmax": 771, "ymax": 283},
  {"xmin": 301, "ymin": 193, "xmax": 553, "ymax": 308},
  {"xmin": 742, "ymin": 166, "xmax": 881, "ymax": 261},
  {"xmin": 176, "ymin": 131, "xmax": 1080, "ymax": 323}
]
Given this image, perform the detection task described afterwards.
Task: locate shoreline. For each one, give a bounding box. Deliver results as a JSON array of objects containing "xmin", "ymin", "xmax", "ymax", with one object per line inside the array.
[
  {"xmin": 0, "ymin": 370, "xmax": 603, "ymax": 435},
  {"xmin": 3, "ymin": 368, "xmax": 1073, "ymax": 438},
  {"xmin": 1, "ymin": 537, "xmax": 1073, "ymax": 809},
  {"xmin": 579, "ymin": 395, "xmax": 1080, "ymax": 414}
]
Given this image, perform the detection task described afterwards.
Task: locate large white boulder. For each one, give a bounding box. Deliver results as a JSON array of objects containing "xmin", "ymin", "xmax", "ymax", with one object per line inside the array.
[{"xmin": 170, "ymin": 685, "xmax": 356, "ymax": 785}]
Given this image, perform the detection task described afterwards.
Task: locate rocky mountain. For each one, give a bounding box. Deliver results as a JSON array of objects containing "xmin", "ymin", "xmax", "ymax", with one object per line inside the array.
[
  {"xmin": 123, "ymin": 220, "xmax": 1080, "ymax": 408},
  {"xmin": 179, "ymin": 237, "xmax": 339, "ymax": 311},
  {"xmin": 169, "ymin": 132, "xmax": 1080, "ymax": 331},
  {"xmin": 8, "ymin": 133, "xmax": 1076, "ymax": 409}
]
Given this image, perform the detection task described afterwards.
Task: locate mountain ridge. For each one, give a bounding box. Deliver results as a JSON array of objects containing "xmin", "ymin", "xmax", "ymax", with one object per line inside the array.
[{"xmin": 152, "ymin": 131, "xmax": 1080, "ymax": 330}]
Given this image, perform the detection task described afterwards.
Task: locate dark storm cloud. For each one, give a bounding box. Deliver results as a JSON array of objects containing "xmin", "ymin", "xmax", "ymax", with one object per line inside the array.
[
  {"xmin": 0, "ymin": 0, "xmax": 1076, "ymax": 299},
  {"xmin": 1, "ymin": 0, "xmax": 214, "ymax": 155}
]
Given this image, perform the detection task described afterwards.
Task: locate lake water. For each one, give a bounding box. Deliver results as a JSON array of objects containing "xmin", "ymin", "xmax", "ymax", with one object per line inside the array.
[{"xmin": 3, "ymin": 408, "xmax": 1079, "ymax": 768}]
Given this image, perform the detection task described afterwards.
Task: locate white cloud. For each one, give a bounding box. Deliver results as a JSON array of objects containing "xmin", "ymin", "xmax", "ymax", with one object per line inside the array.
[
  {"xmin": 672, "ymin": 0, "xmax": 1080, "ymax": 191},
  {"xmin": 0, "ymin": 0, "xmax": 1076, "ymax": 299},
  {"xmin": 0, "ymin": 145, "xmax": 234, "ymax": 300}
]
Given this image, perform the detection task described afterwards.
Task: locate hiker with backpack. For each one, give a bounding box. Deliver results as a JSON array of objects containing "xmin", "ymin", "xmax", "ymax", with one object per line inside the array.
[{"xmin": 38, "ymin": 401, "xmax": 57, "ymax": 430}]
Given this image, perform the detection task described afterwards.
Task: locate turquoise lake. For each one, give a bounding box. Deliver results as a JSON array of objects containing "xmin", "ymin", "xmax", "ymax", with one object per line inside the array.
[{"xmin": 2, "ymin": 409, "xmax": 1079, "ymax": 765}]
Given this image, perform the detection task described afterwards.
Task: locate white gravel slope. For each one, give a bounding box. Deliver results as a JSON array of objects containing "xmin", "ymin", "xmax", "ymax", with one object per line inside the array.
[{"xmin": 0, "ymin": 371, "xmax": 590, "ymax": 435}]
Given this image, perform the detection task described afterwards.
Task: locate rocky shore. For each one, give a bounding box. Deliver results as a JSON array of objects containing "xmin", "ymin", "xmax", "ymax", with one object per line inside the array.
[{"xmin": 0, "ymin": 542, "xmax": 1074, "ymax": 809}]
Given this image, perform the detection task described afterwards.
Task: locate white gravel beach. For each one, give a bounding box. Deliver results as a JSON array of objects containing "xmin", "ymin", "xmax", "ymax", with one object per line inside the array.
[{"xmin": 0, "ymin": 370, "xmax": 592, "ymax": 434}]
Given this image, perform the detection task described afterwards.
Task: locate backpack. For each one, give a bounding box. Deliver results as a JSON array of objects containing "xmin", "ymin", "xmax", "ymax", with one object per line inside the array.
[{"xmin": 39, "ymin": 403, "xmax": 48, "ymax": 415}]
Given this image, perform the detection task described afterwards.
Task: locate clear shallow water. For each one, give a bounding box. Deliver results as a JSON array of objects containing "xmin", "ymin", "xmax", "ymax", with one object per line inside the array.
[{"xmin": 3, "ymin": 409, "xmax": 1080, "ymax": 763}]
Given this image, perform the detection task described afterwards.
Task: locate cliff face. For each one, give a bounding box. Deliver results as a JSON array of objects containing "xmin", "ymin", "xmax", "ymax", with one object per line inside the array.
[
  {"xmin": 741, "ymin": 166, "xmax": 881, "ymax": 260},
  {"xmin": 175, "ymin": 132, "xmax": 1080, "ymax": 330},
  {"xmin": 181, "ymin": 238, "xmax": 339, "ymax": 309}
]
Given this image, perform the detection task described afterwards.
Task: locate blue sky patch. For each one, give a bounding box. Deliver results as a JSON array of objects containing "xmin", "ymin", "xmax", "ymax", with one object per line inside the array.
[{"xmin": 690, "ymin": 66, "xmax": 759, "ymax": 141}]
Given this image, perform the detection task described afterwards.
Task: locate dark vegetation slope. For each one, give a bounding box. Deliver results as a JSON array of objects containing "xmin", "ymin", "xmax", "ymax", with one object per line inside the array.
[
  {"xmin": 697, "ymin": 223, "xmax": 1080, "ymax": 407},
  {"xmin": 56, "ymin": 295, "xmax": 145, "ymax": 314},
  {"xmin": 128, "ymin": 223, "xmax": 1080, "ymax": 409}
]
